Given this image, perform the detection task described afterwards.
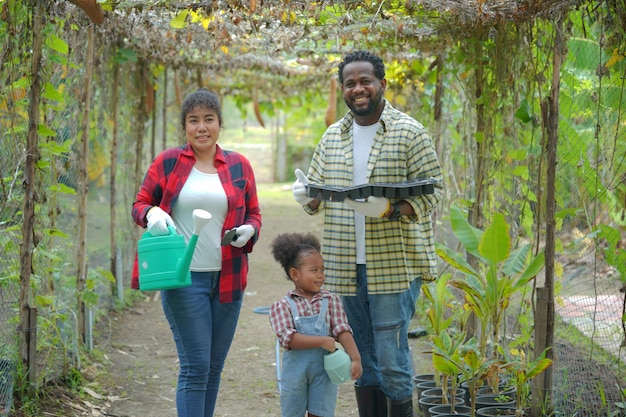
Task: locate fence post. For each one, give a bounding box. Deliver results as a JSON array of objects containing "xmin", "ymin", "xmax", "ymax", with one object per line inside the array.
[
  {"xmin": 116, "ymin": 248, "xmax": 124, "ymax": 303},
  {"xmin": 19, "ymin": 0, "xmax": 44, "ymax": 400},
  {"xmin": 27, "ymin": 307, "xmax": 37, "ymax": 396},
  {"xmin": 85, "ymin": 306, "xmax": 93, "ymax": 351},
  {"xmin": 532, "ymin": 288, "xmax": 551, "ymax": 416}
]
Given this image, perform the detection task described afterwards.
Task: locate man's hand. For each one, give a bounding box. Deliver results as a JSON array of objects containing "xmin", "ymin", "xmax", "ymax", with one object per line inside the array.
[
  {"xmin": 292, "ymin": 169, "xmax": 313, "ymax": 206},
  {"xmin": 345, "ymin": 196, "xmax": 390, "ymax": 218},
  {"xmin": 146, "ymin": 206, "xmax": 175, "ymax": 236},
  {"xmin": 230, "ymin": 225, "xmax": 255, "ymax": 248}
]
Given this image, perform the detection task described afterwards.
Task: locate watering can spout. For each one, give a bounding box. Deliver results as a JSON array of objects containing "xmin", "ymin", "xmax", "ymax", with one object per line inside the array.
[{"xmin": 176, "ymin": 209, "xmax": 212, "ymax": 282}]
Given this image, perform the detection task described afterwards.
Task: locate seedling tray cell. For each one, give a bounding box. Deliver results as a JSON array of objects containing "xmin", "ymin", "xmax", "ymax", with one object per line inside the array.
[
  {"xmin": 305, "ymin": 178, "xmax": 439, "ymax": 202},
  {"xmin": 305, "ymin": 184, "xmax": 347, "ymax": 202}
]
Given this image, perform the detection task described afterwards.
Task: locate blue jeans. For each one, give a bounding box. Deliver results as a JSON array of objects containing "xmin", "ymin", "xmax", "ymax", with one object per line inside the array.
[
  {"xmin": 341, "ymin": 264, "xmax": 420, "ymax": 401},
  {"xmin": 162, "ymin": 271, "xmax": 242, "ymax": 417}
]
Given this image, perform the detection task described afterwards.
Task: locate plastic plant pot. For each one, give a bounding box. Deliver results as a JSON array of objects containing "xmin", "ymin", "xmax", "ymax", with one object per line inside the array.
[
  {"xmin": 475, "ymin": 405, "xmax": 517, "ymax": 417},
  {"xmin": 421, "ymin": 387, "xmax": 466, "ymax": 403},
  {"xmin": 413, "ymin": 373, "xmax": 438, "ymax": 386},
  {"xmin": 415, "ymin": 380, "xmax": 439, "ymax": 401},
  {"xmin": 419, "ymin": 395, "xmax": 466, "ymax": 417},
  {"xmin": 475, "ymin": 393, "xmax": 516, "ymax": 410},
  {"xmin": 429, "ymin": 404, "xmax": 472, "ymax": 416}
]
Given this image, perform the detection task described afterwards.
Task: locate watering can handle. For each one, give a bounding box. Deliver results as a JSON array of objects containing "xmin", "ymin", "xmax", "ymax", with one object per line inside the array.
[{"xmin": 145, "ymin": 225, "xmax": 177, "ymax": 238}]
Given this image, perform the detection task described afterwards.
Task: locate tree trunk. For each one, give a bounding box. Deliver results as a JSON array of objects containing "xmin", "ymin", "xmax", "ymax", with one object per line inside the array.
[
  {"xmin": 20, "ymin": 0, "xmax": 44, "ymax": 397},
  {"xmin": 134, "ymin": 60, "xmax": 149, "ymax": 196},
  {"xmin": 469, "ymin": 37, "xmax": 487, "ymax": 232},
  {"xmin": 110, "ymin": 59, "xmax": 120, "ymax": 282},
  {"xmin": 465, "ymin": 36, "xmax": 488, "ymax": 341},
  {"xmin": 66, "ymin": 0, "xmax": 105, "ymax": 24},
  {"xmin": 162, "ymin": 67, "xmax": 168, "ymax": 152},
  {"xmin": 432, "ymin": 53, "xmax": 444, "ymax": 226},
  {"xmin": 76, "ymin": 24, "xmax": 95, "ymax": 344},
  {"xmin": 151, "ymin": 78, "xmax": 157, "ymax": 158},
  {"xmin": 531, "ymin": 18, "xmax": 563, "ymax": 417}
]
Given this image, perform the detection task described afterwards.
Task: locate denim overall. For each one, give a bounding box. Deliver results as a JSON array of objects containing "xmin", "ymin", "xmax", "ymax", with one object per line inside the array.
[{"xmin": 280, "ymin": 296, "xmax": 338, "ymax": 417}]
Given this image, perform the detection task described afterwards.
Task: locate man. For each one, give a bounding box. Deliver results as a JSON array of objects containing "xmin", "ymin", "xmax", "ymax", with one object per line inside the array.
[{"xmin": 292, "ymin": 50, "xmax": 443, "ymax": 417}]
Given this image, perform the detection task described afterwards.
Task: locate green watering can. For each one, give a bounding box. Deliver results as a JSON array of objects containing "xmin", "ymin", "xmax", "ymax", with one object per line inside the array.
[
  {"xmin": 324, "ymin": 348, "xmax": 352, "ymax": 384},
  {"xmin": 137, "ymin": 209, "xmax": 212, "ymax": 291}
]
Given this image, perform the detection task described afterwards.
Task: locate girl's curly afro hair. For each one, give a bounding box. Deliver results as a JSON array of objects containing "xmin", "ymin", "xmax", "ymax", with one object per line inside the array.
[{"xmin": 271, "ymin": 233, "xmax": 321, "ymax": 280}]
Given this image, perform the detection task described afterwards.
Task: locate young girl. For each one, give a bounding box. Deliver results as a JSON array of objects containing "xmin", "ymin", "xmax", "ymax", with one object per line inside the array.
[{"xmin": 269, "ymin": 233, "xmax": 362, "ymax": 417}]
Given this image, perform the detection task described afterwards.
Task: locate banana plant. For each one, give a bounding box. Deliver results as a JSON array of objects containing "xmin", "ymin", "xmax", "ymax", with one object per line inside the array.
[
  {"xmin": 430, "ymin": 331, "xmax": 464, "ymax": 407},
  {"xmin": 436, "ymin": 204, "xmax": 545, "ymax": 357},
  {"xmin": 422, "ymin": 272, "xmax": 472, "ymax": 395},
  {"xmin": 431, "ymin": 333, "xmax": 503, "ymax": 417},
  {"xmin": 422, "ymin": 272, "xmax": 457, "ymax": 337},
  {"xmin": 498, "ymin": 345, "xmax": 553, "ymax": 412}
]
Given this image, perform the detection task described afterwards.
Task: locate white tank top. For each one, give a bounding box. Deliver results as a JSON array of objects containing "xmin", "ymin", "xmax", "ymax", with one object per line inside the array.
[{"xmin": 172, "ymin": 168, "xmax": 228, "ymax": 271}]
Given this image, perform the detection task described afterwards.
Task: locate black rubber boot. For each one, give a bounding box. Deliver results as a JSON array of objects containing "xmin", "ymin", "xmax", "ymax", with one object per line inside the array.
[
  {"xmin": 387, "ymin": 396, "xmax": 413, "ymax": 417},
  {"xmin": 354, "ymin": 385, "xmax": 388, "ymax": 417}
]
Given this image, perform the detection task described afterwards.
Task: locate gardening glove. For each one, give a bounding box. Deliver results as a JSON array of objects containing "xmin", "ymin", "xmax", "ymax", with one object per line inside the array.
[
  {"xmin": 345, "ymin": 196, "xmax": 390, "ymax": 218},
  {"xmin": 292, "ymin": 169, "xmax": 313, "ymax": 206},
  {"xmin": 146, "ymin": 206, "xmax": 175, "ymax": 236},
  {"xmin": 229, "ymin": 224, "xmax": 255, "ymax": 248}
]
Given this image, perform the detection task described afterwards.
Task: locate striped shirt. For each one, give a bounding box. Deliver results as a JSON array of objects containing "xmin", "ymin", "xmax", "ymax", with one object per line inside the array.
[
  {"xmin": 269, "ymin": 290, "xmax": 352, "ymax": 350},
  {"xmin": 304, "ymin": 100, "xmax": 443, "ymax": 295}
]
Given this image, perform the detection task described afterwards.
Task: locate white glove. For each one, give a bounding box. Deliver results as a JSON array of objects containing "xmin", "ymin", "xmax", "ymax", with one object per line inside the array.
[
  {"xmin": 230, "ymin": 224, "xmax": 255, "ymax": 248},
  {"xmin": 345, "ymin": 196, "xmax": 391, "ymax": 218},
  {"xmin": 146, "ymin": 206, "xmax": 175, "ymax": 236},
  {"xmin": 292, "ymin": 169, "xmax": 313, "ymax": 206}
]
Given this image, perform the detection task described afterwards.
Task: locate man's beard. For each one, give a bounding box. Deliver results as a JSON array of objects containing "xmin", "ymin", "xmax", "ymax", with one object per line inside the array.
[{"xmin": 347, "ymin": 91, "xmax": 383, "ymax": 117}]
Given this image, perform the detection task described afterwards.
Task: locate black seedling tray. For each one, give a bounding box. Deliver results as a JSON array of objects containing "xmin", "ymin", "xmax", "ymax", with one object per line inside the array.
[{"xmin": 305, "ymin": 178, "xmax": 439, "ymax": 202}]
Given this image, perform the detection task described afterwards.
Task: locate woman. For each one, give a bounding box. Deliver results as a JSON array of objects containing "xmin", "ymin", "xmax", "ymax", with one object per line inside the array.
[{"xmin": 131, "ymin": 88, "xmax": 262, "ymax": 417}]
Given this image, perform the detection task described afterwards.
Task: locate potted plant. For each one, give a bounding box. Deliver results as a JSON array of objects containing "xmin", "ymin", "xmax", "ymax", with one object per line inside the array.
[
  {"xmin": 474, "ymin": 392, "xmax": 516, "ymax": 409},
  {"xmin": 425, "ymin": 271, "xmax": 478, "ymax": 402},
  {"xmin": 430, "ymin": 205, "xmax": 547, "ymax": 416},
  {"xmin": 420, "ymin": 273, "xmax": 461, "ymax": 391},
  {"xmin": 422, "ymin": 273, "xmax": 457, "ymax": 338},
  {"xmin": 436, "ymin": 205, "xmax": 545, "ymax": 360},
  {"xmin": 475, "ymin": 405, "xmax": 517, "ymax": 417},
  {"xmin": 430, "ymin": 331, "xmax": 465, "ymax": 408},
  {"xmin": 430, "ymin": 332, "xmax": 504, "ymax": 417},
  {"xmin": 429, "ymin": 403, "xmax": 473, "ymax": 416},
  {"xmin": 436, "ymin": 205, "xmax": 545, "ymax": 399},
  {"xmin": 499, "ymin": 345, "xmax": 553, "ymax": 414}
]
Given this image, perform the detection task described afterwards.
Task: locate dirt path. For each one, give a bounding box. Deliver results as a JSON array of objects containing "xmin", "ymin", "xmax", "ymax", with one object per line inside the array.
[
  {"xmin": 96, "ymin": 294, "xmax": 179, "ymax": 417},
  {"xmin": 92, "ymin": 185, "xmax": 432, "ymax": 417}
]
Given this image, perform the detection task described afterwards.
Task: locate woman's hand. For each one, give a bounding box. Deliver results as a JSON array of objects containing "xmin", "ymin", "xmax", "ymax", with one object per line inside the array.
[
  {"xmin": 146, "ymin": 206, "xmax": 175, "ymax": 235},
  {"xmin": 229, "ymin": 225, "xmax": 255, "ymax": 248}
]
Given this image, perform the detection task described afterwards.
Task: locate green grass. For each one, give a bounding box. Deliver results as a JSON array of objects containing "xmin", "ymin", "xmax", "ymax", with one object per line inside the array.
[{"xmin": 257, "ymin": 182, "xmax": 292, "ymax": 201}]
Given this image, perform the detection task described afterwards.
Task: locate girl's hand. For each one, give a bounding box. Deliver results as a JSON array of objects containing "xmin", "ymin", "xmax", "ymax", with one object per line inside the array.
[
  {"xmin": 321, "ymin": 337, "xmax": 337, "ymax": 352},
  {"xmin": 351, "ymin": 359, "xmax": 363, "ymax": 380}
]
